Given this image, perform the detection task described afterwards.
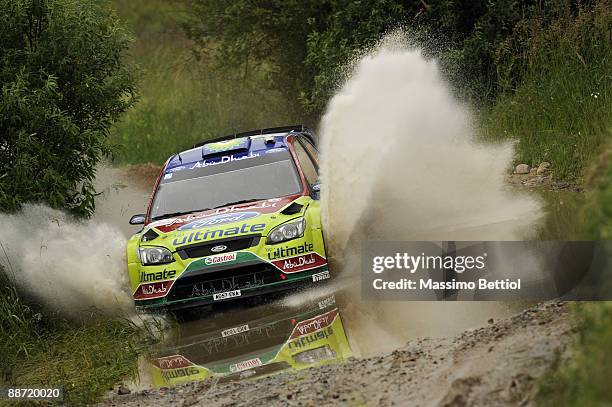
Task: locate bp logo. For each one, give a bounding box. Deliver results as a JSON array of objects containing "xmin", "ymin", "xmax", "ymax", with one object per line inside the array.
[{"xmin": 179, "ymin": 212, "xmax": 260, "ymax": 230}]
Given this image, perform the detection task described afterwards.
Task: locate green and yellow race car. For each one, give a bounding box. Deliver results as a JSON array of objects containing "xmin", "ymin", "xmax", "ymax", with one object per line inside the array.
[
  {"xmin": 127, "ymin": 125, "xmax": 329, "ymax": 311},
  {"xmin": 147, "ymin": 294, "xmax": 351, "ymax": 387}
]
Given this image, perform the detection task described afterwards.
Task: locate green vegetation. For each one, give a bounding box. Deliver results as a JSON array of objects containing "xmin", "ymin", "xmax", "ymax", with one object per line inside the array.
[
  {"xmin": 584, "ymin": 146, "xmax": 612, "ymax": 239},
  {"xmin": 1, "ymin": 0, "xmax": 611, "ymax": 405},
  {"xmin": 184, "ymin": 0, "xmax": 581, "ymax": 115},
  {"xmin": 537, "ymin": 303, "xmax": 612, "ymax": 406},
  {"xmin": 0, "ymin": 0, "xmax": 137, "ymax": 217},
  {"xmin": 484, "ymin": 2, "xmax": 612, "ymax": 181},
  {"xmin": 109, "ymin": 0, "xmax": 298, "ymax": 165},
  {"xmin": 0, "ymin": 272, "xmax": 152, "ymax": 405}
]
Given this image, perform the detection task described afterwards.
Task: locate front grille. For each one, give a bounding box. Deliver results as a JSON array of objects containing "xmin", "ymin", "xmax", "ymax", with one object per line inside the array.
[
  {"xmin": 169, "ymin": 263, "xmax": 279, "ymax": 301},
  {"xmin": 177, "ymin": 235, "xmax": 260, "ymax": 259},
  {"xmin": 180, "ymin": 320, "xmax": 294, "ymax": 364}
]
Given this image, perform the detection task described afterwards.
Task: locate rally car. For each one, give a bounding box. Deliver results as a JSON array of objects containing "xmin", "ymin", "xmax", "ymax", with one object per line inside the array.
[
  {"xmin": 127, "ymin": 125, "xmax": 329, "ymax": 311},
  {"xmin": 147, "ymin": 295, "xmax": 351, "ymax": 386}
]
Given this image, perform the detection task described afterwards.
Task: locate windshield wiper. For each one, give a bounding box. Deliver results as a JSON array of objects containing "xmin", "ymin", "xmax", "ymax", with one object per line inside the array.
[
  {"xmin": 151, "ymin": 209, "xmax": 211, "ymax": 221},
  {"xmin": 214, "ymin": 198, "xmax": 266, "ymax": 209}
]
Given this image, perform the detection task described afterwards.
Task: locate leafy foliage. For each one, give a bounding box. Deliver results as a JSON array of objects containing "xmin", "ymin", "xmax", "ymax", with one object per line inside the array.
[
  {"xmin": 184, "ymin": 0, "xmax": 588, "ymax": 115},
  {"xmin": 0, "ymin": 0, "xmax": 137, "ymax": 216}
]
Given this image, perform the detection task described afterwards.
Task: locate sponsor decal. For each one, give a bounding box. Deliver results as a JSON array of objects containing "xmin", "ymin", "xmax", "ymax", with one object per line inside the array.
[
  {"xmin": 229, "ymin": 357, "xmax": 263, "ymax": 373},
  {"xmin": 161, "ymin": 367, "xmax": 200, "ymax": 381},
  {"xmin": 203, "ymin": 138, "xmax": 249, "ymax": 154},
  {"xmin": 211, "ymin": 245, "xmax": 227, "ymax": 253},
  {"xmin": 221, "ymin": 324, "xmax": 250, "ymax": 338},
  {"xmin": 312, "ymin": 270, "xmax": 330, "ymax": 282},
  {"xmin": 265, "ymin": 147, "xmax": 286, "ymax": 154},
  {"xmin": 191, "ymin": 273, "xmax": 265, "ymax": 298},
  {"xmin": 318, "ymin": 296, "xmax": 336, "ymax": 310},
  {"xmin": 147, "ymin": 196, "xmax": 299, "ymax": 232},
  {"xmin": 151, "ymin": 355, "xmax": 194, "ymax": 370},
  {"xmin": 139, "ymin": 269, "xmax": 176, "ymax": 283},
  {"xmin": 214, "ymin": 200, "xmax": 278, "ymax": 215},
  {"xmin": 189, "ymin": 152, "xmax": 260, "ymax": 170},
  {"xmin": 267, "ymin": 242, "xmax": 314, "ymax": 260},
  {"xmin": 288, "ymin": 327, "xmax": 334, "ymax": 350},
  {"xmin": 204, "ymin": 252, "xmax": 237, "ymax": 266},
  {"xmin": 172, "ymin": 223, "xmax": 265, "ymax": 246},
  {"xmin": 163, "ymin": 173, "xmax": 172, "ymax": 180},
  {"xmin": 167, "ymin": 165, "xmax": 186, "ymax": 173},
  {"xmin": 289, "ymin": 309, "xmax": 339, "ymax": 340},
  {"xmin": 133, "ymin": 280, "xmax": 174, "ymax": 300},
  {"xmin": 271, "ymin": 252, "xmax": 327, "ymax": 274},
  {"xmin": 213, "ymin": 289, "xmax": 241, "ymax": 301},
  {"xmin": 179, "ymin": 212, "xmax": 260, "ymax": 231}
]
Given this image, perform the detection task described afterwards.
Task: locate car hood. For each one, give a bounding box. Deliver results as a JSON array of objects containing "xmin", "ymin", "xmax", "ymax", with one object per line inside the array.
[{"xmin": 142, "ymin": 195, "xmax": 304, "ymax": 243}]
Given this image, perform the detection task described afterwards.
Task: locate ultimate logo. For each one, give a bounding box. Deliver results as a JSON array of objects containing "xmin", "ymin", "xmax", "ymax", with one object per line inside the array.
[
  {"xmin": 268, "ymin": 242, "xmax": 314, "ymax": 260},
  {"xmin": 140, "ymin": 269, "xmax": 177, "ymax": 282}
]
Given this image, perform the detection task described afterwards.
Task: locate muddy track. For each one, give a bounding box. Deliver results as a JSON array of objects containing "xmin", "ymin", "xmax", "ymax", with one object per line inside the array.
[{"xmin": 100, "ymin": 302, "xmax": 573, "ymax": 407}]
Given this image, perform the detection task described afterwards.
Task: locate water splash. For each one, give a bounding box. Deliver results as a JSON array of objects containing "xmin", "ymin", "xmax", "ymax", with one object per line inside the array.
[{"xmin": 319, "ymin": 34, "xmax": 540, "ymax": 257}]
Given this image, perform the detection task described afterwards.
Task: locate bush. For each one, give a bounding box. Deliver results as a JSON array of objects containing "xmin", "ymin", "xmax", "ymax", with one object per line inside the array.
[
  {"xmin": 0, "ymin": 0, "xmax": 137, "ymax": 217},
  {"xmin": 184, "ymin": 0, "xmax": 588, "ymax": 115}
]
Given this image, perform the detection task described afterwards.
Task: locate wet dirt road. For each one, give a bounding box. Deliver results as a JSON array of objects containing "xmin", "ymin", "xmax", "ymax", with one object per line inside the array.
[
  {"xmin": 94, "ymin": 167, "xmax": 575, "ymax": 406},
  {"xmin": 100, "ymin": 300, "xmax": 572, "ymax": 406}
]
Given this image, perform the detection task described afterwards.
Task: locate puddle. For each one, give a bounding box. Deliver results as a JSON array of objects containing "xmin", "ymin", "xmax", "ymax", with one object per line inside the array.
[{"xmin": 128, "ymin": 286, "xmax": 528, "ymax": 390}]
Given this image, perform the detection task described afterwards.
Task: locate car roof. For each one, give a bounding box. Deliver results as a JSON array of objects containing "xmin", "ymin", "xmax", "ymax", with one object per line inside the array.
[{"xmin": 164, "ymin": 132, "xmax": 292, "ymax": 172}]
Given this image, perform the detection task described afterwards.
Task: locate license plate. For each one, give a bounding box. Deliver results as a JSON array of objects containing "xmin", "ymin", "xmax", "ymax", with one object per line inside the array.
[
  {"xmin": 312, "ymin": 270, "xmax": 330, "ymax": 282},
  {"xmin": 221, "ymin": 324, "xmax": 250, "ymax": 338},
  {"xmin": 213, "ymin": 290, "xmax": 242, "ymax": 301}
]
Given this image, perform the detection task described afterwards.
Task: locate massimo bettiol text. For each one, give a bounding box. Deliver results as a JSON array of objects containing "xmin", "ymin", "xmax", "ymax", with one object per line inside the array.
[{"xmin": 361, "ymin": 241, "xmax": 612, "ymax": 301}]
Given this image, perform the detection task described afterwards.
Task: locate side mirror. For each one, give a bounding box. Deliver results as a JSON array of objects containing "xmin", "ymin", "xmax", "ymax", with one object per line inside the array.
[
  {"xmin": 310, "ymin": 182, "xmax": 321, "ymax": 200},
  {"xmin": 129, "ymin": 214, "xmax": 146, "ymax": 225}
]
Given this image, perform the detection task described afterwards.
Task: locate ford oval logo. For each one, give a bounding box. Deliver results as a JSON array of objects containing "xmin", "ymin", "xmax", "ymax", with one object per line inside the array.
[{"xmin": 211, "ymin": 245, "xmax": 228, "ymax": 253}]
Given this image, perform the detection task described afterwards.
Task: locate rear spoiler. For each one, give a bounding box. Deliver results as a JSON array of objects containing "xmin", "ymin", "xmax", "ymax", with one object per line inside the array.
[{"xmin": 193, "ymin": 125, "xmax": 316, "ymax": 148}]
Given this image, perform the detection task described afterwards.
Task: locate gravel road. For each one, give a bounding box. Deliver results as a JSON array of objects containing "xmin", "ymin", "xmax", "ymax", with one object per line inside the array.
[{"xmin": 99, "ymin": 302, "xmax": 573, "ymax": 407}]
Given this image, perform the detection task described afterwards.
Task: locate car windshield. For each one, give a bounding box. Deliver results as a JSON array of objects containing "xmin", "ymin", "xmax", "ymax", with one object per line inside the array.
[{"xmin": 150, "ymin": 151, "xmax": 302, "ymax": 220}]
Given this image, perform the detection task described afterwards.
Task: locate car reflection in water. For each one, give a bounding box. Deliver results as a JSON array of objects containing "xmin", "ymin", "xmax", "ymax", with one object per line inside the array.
[{"xmin": 146, "ymin": 293, "xmax": 352, "ymax": 387}]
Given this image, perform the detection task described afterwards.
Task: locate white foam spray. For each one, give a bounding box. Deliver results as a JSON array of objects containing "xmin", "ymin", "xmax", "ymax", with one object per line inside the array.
[
  {"xmin": 316, "ymin": 34, "xmax": 542, "ymax": 356},
  {"xmin": 320, "ymin": 34, "xmax": 540, "ymax": 251},
  {"xmin": 0, "ymin": 167, "xmax": 152, "ymax": 320}
]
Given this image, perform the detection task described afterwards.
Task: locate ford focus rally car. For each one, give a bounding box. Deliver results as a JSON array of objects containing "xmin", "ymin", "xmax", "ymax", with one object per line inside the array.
[
  {"xmin": 148, "ymin": 295, "xmax": 351, "ymax": 386},
  {"xmin": 127, "ymin": 125, "xmax": 329, "ymax": 311}
]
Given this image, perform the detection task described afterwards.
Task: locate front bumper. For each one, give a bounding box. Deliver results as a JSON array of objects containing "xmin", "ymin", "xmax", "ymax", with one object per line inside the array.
[{"xmin": 134, "ymin": 263, "xmax": 329, "ymax": 311}]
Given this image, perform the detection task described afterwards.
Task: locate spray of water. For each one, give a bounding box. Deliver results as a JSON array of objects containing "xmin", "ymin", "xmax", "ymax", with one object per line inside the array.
[
  {"xmin": 0, "ymin": 167, "xmax": 151, "ymax": 320},
  {"xmin": 0, "ymin": 204, "xmax": 133, "ymax": 319},
  {"xmin": 320, "ymin": 34, "xmax": 540, "ymax": 252},
  {"xmin": 316, "ymin": 34, "xmax": 542, "ymax": 356}
]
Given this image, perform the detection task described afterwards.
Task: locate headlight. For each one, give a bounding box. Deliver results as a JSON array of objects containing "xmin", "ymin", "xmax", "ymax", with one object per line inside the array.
[
  {"xmin": 139, "ymin": 247, "xmax": 174, "ymax": 265},
  {"xmin": 267, "ymin": 218, "xmax": 306, "ymax": 244},
  {"xmin": 293, "ymin": 345, "xmax": 336, "ymax": 364}
]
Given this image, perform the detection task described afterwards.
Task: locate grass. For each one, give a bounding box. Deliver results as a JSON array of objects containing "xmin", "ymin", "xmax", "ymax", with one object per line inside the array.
[
  {"xmin": 583, "ymin": 144, "xmax": 612, "ymax": 239},
  {"xmin": 536, "ymin": 303, "xmax": 612, "ymax": 406},
  {"xmin": 0, "ymin": 271, "xmax": 154, "ymax": 405},
  {"xmin": 109, "ymin": 0, "xmax": 300, "ymax": 165},
  {"xmin": 482, "ymin": 3, "xmax": 612, "ymax": 404},
  {"xmin": 483, "ymin": 1, "xmax": 612, "ymax": 182}
]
